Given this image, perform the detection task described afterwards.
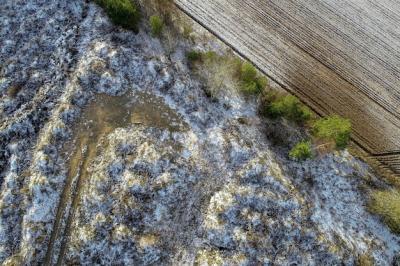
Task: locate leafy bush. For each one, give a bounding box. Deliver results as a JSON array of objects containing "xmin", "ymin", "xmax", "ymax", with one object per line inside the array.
[
  {"xmin": 186, "ymin": 50, "xmax": 203, "ymax": 63},
  {"xmin": 289, "ymin": 141, "xmax": 313, "ymax": 161},
  {"xmin": 95, "ymin": 0, "xmax": 140, "ymax": 32},
  {"xmin": 149, "ymin": 15, "xmax": 163, "ymax": 36},
  {"xmin": 312, "ymin": 115, "xmax": 351, "ymax": 149},
  {"xmin": 239, "ymin": 62, "xmax": 267, "ymax": 95},
  {"xmin": 263, "ymin": 93, "xmax": 312, "ymax": 124},
  {"xmin": 241, "ymin": 81, "xmax": 259, "ymax": 95},
  {"xmin": 240, "ymin": 62, "xmax": 258, "ymax": 83},
  {"xmin": 256, "ymin": 76, "xmax": 268, "ymax": 91},
  {"xmin": 186, "ymin": 50, "xmax": 221, "ymax": 67},
  {"xmin": 369, "ymin": 190, "xmax": 400, "ymax": 234}
]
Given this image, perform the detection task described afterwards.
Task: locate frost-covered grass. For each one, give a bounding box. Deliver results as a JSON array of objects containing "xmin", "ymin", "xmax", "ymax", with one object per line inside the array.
[
  {"xmin": 1, "ymin": 0, "xmax": 399, "ymax": 264},
  {"xmin": 95, "ymin": 0, "xmax": 140, "ymax": 31},
  {"xmin": 369, "ymin": 190, "xmax": 400, "ymax": 234},
  {"xmin": 195, "ymin": 250, "xmax": 223, "ymax": 266}
]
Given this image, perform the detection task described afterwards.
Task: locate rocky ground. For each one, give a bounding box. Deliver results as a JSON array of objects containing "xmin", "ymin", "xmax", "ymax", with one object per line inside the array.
[{"xmin": 0, "ymin": 0, "xmax": 399, "ymax": 265}]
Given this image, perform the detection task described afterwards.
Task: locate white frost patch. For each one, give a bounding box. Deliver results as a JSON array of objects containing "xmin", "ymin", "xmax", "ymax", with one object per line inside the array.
[
  {"xmin": 205, "ymin": 189, "xmax": 235, "ymax": 229},
  {"xmin": 295, "ymin": 152, "xmax": 400, "ymax": 263},
  {"xmin": 25, "ymin": 190, "xmax": 59, "ymax": 223},
  {"xmin": 0, "ymin": 0, "xmax": 398, "ymax": 264}
]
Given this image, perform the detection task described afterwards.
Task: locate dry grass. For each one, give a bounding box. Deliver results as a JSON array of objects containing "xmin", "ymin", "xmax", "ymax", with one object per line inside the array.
[{"xmin": 369, "ymin": 189, "xmax": 400, "ymax": 234}]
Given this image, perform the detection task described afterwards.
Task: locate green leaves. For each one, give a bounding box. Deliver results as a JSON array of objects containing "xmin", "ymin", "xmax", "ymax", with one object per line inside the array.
[
  {"xmin": 150, "ymin": 15, "xmax": 164, "ymax": 37},
  {"xmin": 95, "ymin": 0, "xmax": 140, "ymax": 32},
  {"xmin": 239, "ymin": 62, "xmax": 267, "ymax": 95},
  {"xmin": 186, "ymin": 50, "xmax": 203, "ymax": 63},
  {"xmin": 289, "ymin": 141, "xmax": 313, "ymax": 161},
  {"xmin": 240, "ymin": 62, "xmax": 258, "ymax": 83},
  {"xmin": 263, "ymin": 93, "xmax": 312, "ymax": 124},
  {"xmin": 312, "ymin": 115, "xmax": 351, "ymax": 149}
]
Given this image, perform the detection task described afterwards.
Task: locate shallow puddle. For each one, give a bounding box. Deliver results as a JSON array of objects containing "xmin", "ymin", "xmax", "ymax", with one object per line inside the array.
[
  {"xmin": 45, "ymin": 91, "xmax": 186, "ymax": 265},
  {"xmin": 76, "ymin": 91, "xmax": 187, "ymax": 137}
]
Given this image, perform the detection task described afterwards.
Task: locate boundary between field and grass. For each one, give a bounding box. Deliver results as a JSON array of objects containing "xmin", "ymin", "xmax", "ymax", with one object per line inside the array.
[{"xmin": 172, "ymin": 1, "xmax": 400, "ymax": 176}]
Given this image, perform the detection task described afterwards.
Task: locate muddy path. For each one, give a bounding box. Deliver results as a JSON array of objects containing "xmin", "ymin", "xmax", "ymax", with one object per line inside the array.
[{"xmin": 44, "ymin": 91, "xmax": 186, "ymax": 265}]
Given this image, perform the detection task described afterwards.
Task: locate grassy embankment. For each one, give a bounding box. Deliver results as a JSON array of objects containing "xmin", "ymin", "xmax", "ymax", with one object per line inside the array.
[{"xmin": 96, "ymin": 0, "xmax": 400, "ymax": 237}]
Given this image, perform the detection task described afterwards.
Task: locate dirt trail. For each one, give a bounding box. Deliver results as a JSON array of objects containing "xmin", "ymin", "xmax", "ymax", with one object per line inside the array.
[
  {"xmin": 44, "ymin": 92, "xmax": 187, "ymax": 265},
  {"xmin": 56, "ymin": 138, "xmax": 96, "ymax": 266},
  {"xmin": 43, "ymin": 135, "xmax": 89, "ymax": 265}
]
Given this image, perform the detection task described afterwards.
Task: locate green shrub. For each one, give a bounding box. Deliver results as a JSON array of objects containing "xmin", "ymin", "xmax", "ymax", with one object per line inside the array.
[
  {"xmin": 240, "ymin": 62, "xmax": 258, "ymax": 83},
  {"xmin": 241, "ymin": 81, "xmax": 259, "ymax": 95},
  {"xmin": 186, "ymin": 50, "xmax": 203, "ymax": 63},
  {"xmin": 232, "ymin": 58, "xmax": 244, "ymax": 76},
  {"xmin": 263, "ymin": 93, "xmax": 312, "ymax": 123},
  {"xmin": 289, "ymin": 141, "xmax": 313, "ymax": 161},
  {"xmin": 186, "ymin": 50, "xmax": 219, "ymax": 65},
  {"xmin": 239, "ymin": 62, "xmax": 268, "ymax": 95},
  {"xmin": 256, "ymin": 76, "xmax": 268, "ymax": 91},
  {"xmin": 312, "ymin": 115, "xmax": 351, "ymax": 149},
  {"xmin": 95, "ymin": 0, "xmax": 140, "ymax": 32},
  {"xmin": 369, "ymin": 190, "xmax": 400, "ymax": 234},
  {"xmin": 150, "ymin": 15, "xmax": 164, "ymax": 36}
]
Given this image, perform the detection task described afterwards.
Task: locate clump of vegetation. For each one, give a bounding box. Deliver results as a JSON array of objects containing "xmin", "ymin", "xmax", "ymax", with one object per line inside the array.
[
  {"xmin": 95, "ymin": 0, "xmax": 141, "ymax": 32},
  {"xmin": 369, "ymin": 189, "xmax": 400, "ymax": 234},
  {"xmin": 186, "ymin": 50, "xmax": 219, "ymax": 64},
  {"xmin": 149, "ymin": 15, "xmax": 164, "ymax": 36},
  {"xmin": 195, "ymin": 249, "xmax": 224, "ymax": 266},
  {"xmin": 356, "ymin": 254, "xmax": 374, "ymax": 266},
  {"xmin": 203, "ymin": 51, "xmax": 218, "ymax": 62},
  {"xmin": 312, "ymin": 115, "xmax": 351, "ymax": 149},
  {"xmin": 260, "ymin": 90, "xmax": 351, "ymax": 158},
  {"xmin": 182, "ymin": 24, "xmax": 194, "ymax": 40},
  {"xmin": 186, "ymin": 52, "xmax": 267, "ymax": 95},
  {"xmin": 262, "ymin": 92, "xmax": 312, "ymax": 124},
  {"xmin": 289, "ymin": 141, "xmax": 313, "ymax": 161},
  {"xmin": 186, "ymin": 50, "xmax": 203, "ymax": 63},
  {"xmin": 7, "ymin": 85, "xmax": 22, "ymax": 98},
  {"xmin": 238, "ymin": 62, "xmax": 268, "ymax": 95}
]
